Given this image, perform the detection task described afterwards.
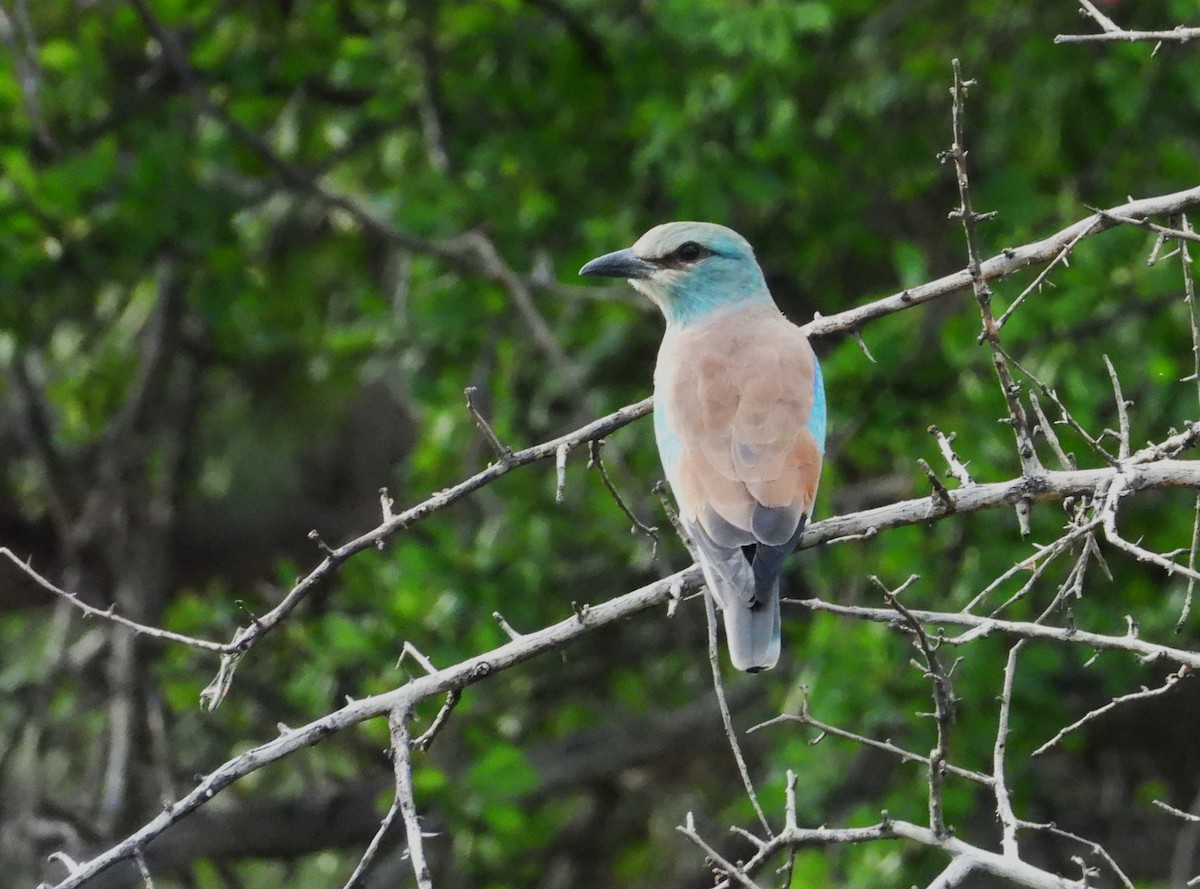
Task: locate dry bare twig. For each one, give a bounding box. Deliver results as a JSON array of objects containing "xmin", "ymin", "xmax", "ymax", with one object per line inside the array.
[
  {"xmin": 1056, "ymin": 1, "xmax": 1200, "ymax": 47},
  {"xmin": 945, "ymin": 59, "xmax": 1042, "ymax": 535}
]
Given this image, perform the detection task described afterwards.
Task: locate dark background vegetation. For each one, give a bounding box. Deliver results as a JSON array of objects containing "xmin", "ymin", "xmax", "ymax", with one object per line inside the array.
[{"xmin": 3, "ymin": 0, "xmax": 1200, "ymax": 886}]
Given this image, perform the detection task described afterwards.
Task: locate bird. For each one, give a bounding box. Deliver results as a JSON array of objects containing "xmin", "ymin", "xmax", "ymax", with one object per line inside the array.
[{"xmin": 580, "ymin": 222, "xmax": 825, "ymax": 671}]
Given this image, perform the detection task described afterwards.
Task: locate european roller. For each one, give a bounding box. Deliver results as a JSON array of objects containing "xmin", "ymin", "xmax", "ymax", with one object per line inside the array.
[{"xmin": 580, "ymin": 222, "xmax": 825, "ymax": 671}]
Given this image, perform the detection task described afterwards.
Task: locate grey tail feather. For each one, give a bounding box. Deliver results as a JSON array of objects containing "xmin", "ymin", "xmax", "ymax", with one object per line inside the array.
[
  {"xmin": 750, "ymin": 516, "xmax": 807, "ymax": 606},
  {"xmin": 720, "ymin": 575, "xmax": 781, "ymax": 672},
  {"xmin": 689, "ymin": 520, "xmax": 789, "ymax": 672}
]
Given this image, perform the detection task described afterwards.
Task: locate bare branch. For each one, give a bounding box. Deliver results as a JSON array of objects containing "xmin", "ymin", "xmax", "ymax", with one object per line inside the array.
[
  {"xmin": 0, "ymin": 549, "xmax": 235, "ymax": 653},
  {"xmin": 945, "ymin": 60, "xmax": 1041, "ymax": 536},
  {"xmin": 752, "ymin": 695, "xmax": 993, "ymax": 786},
  {"xmin": 875, "ymin": 576, "xmax": 956, "ymax": 837},
  {"xmin": 702, "ymin": 588, "xmax": 772, "ymax": 836},
  {"xmin": 1033, "ymin": 670, "xmax": 1191, "ymax": 757},
  {"xmin": 929, "ymin": 426, "xmax": 974, "ymax": 486},
  {"xmin": 464, "ymin": 386, "xmax": 513, "ymax": 464},
  {"xmin": 802, "ymin": 185, "xmax": 1200, "ymax": 339},
  {"xmin": 200, "ymin": 395, "xmax": 654, "ymax": 707},
  {"xmin": 1103, "ymin": 356, "xmax": 1132, "ymax": 461},
  {"xmin": 993, "ymin": 643, "xmax": 1023, "ymax": 856},
  {"xmin": 341, "ymin": 800, "xmax": 401, "ymax": 889},
  {"xmin": 389, "ymin": 708, "xmax": 432, "ymax": 889},
  {"xmin": 1057, "ymin": 0, "xmax": 1200, "ymax": 46},
  {"xmin": 702, "ymin": 817, "xmax": 1085, "ymax": 889},
  {"xmin": 42, "ymin": 567, "xmax": 701, "ymax": 888},
  {"xmin": 796, "ymin": 597, "xmax": 1200, "ymax": 671},
  {"xmin": 413, "ymin": 690, "xmax": 461, "ymax": 753},
  {"xmin": 677, "ymin": 812, "xmax": 764, "ymax": 889},
  {"xmin": 1018, "ymin": 820, "xmax": 1135, "ymax": 889},
  {"xmin": 588, "ymin": 440, "xmax": 659, "ymax": 546},
  {"xmin": 996, "ymin": 214, "xmax": 1098, "ymax": 330},
  {"xmin": 1155, "ymin": 799, "xmax": 1200, "ymax": 823}
]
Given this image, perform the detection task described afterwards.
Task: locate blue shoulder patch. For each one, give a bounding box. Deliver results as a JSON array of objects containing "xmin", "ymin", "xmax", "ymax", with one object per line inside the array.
[
  {"xmin": 653, "ymin": 398, "xmax": 683, "ymax": 472},
  {"xmin": 807, "ymin": 358, "xmax": 826, "ymax": 454}
]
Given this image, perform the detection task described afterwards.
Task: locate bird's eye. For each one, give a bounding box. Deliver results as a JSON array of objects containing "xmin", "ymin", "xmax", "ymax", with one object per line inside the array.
[{"xmin": 675, "ymin": 242, "xmax": 706, "ymax": 262}]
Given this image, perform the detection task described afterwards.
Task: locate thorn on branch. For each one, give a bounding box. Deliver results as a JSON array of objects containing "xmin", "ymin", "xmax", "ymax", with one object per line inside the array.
[
  {"xmin": 413, "ymin": 689, "xmax": 461, "ymax": 752},
  {"xmin": 851, "ymin": 328, "xmax": 876, "ymax": 363},
  {"xmin": 928, "ymin": 426, "xmax": 973, "ymax": 486},
  {"xmin": 493, "ymin": 611, "xmax": 523, "ymax": 640},
  {"xmin": 308, "ymin": 529, "xmax": 335, "ymax": 556},
  {"xmin": 464, "ymin": 386, "xmax": 513, "ymax": 464},
  {"xmin": 555, "ymin": 442, "xmax": 571, "ymax": 503},
  {"xmin": 397, "ymin": 642, "xmax": 437, "ymax": 675},
  {"xmin": 666, "ymin": 578, "xmax": 684, "ymax": 618},
  {"xmin": 588, "ymin": 440, "xmax": 659, "ymax": 549},
  {"xmin": 918, "ymin": 458, "xmax": 956, "ymax": 512}
]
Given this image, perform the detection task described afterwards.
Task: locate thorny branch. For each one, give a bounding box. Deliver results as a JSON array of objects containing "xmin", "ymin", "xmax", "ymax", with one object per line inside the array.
[
  {"xmin": 946, "ymin": 59, "xmax": 1042, "ymax": 534},
  {"xmin": 388, "ymin": 708, "xmax": 433, "ymax": 889},
  {"xmin": 874, "ymin": 575, "xmax": 956, "ymax": 837},
  {"xmin": 678, "ymin": 814, "xmax": 1086, "ymax": 889},
  {"xmin": 1056, "ymin": 1, "xmax": 1200, "ymax": 47},
  {"xmin": 1032, "ymin": 669, "xmax": 1193, "ymax": 757},
  {"xmin": 39, "ymin": 445, "xmax": 1200, "ymax": 886}
]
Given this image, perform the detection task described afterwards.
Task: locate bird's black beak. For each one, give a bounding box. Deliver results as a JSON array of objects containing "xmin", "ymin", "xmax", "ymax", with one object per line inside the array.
[{"xmin": 579, "ymin": 248, "xmax": 656, "ymax": 280}]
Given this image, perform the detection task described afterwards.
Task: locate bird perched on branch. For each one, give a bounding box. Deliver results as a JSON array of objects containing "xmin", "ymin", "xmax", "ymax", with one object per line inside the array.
[{"xmin": 580, "ymin": 222, "xmax": 825, "ymax": 671}]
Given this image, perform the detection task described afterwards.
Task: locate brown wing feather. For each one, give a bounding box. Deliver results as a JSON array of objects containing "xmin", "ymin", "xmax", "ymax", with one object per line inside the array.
[{"xmin": 659, "ymin": 305, "xmax": 820, "ymax": 545}]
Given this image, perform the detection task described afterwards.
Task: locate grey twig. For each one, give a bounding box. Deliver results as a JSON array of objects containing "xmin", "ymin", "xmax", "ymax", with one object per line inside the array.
[
  {"xmin": 1101, "ymin": 474, "xmax": 1200, "ymax": 586},
  {"xmin": 1005, "ymin": 351, "xmax": 1119, "ymax": 466},
  {"xmin": 1057, "ymin": 1, "xmax": 1200, "ymax": 45},
  {"xmin": 1103, "ymin": 355, "xmax": 1132, "ymax": 461},
  {"xmin": 0, "ymin": 548, "xmax": 235, "ymax": 653},
  {"xmin": 1028, "ymin": 391, "xmax": 1075, "ymax": 470},
  {"xmin": 554, "ymin": 442, "xmax": 570, "ymax": 503},
  {"xmin": 960, "ymin": 521, "xmax": 1098, "ymax": 615},
  {"xmin": 928, "ymin": 426, "xmax": 973, "ymax": 486},
  {"xmin": 1033, "ymin": 670, "xmax": 1190, "ymax": 757},
  {"xmin": 492, "ymin": 611, "xmax": 523, "ymax": 641},
  {"xmin": 40, "ymin": 567, "xmax": 705, "ymax": 889},
  {"xmin": 695, "ymin": 816, "xmax": 1084, "ymax": 889},
  {"xmin": 800, "ymin": 185, "xmax": 1200, "ymax": 339},
  {"xmin": 389, "ymin": 708, "xmax": 433, "ymax": 889},
  {"xmin": 918, "ymin": 458, "xmax": 957, "ymax": 512},
  {"xmin": 463, "ymin": 386, "xmax": 512, "ymax": 464},
  {"xmin": 1180, "ymin": 215, "xmax": 1199, "ymax": 631},
  {"xmin": 1182, "ymin": 494, "xmax": 1200, "ymax": 632},
  {"xmin": 796, "ymin": 597, "xmax": 1200, "ymax": 671},
  {"xmin": 1154, "ymin": 799, "xmax": 1200, "ymax": 823},
  {"xmin": 874, "ymin": 575, "xmax": 955, "ymax": 837},
  {"xmin": 996, "ymin": 214, "xmax": 1098, "ymax": 330},
  {"xmin": 702, "ymin": 588, "xmax": 772, "ymax": 837},
  {"xmin": 1018, "ymin": 820, "xmax": 1134, "ymax": 889},
  {"xmin": 588, "ymin": 440, "xmax": 659, "ymax": 546},
  {"xmin": 1096, "ymin": 208, "xmax": 1200, "ymax": 245},
  {"xmin": 945, "ymin": 59, "xmax": 1042, "ymax": 534},
  {"xmin": 992, "ymin": 643, "xmax": 1023, "ymax": 857},
  {"xmin": 413, "ymin": 689, "xmax": 461, "ymax": 752},
  {"xmin": 200, "ymin": 395, "xmax": 654, "ymax": 708},
  {"xmin": 751, "ymin": 691, "xmax": 992, "ymax": 786},
  {"xmin": 676, "ymin": 812, "xmax": 765, "ymax": 889},
  {"xmin": 341, "ymin": 799, "xmax": 401, "ymax": 889}
]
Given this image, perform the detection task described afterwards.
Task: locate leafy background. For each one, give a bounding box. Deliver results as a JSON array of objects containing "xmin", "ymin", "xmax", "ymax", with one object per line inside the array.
[{"xmin": 2, "ymin": 0, "xmax": 1200, "ymax": 887}]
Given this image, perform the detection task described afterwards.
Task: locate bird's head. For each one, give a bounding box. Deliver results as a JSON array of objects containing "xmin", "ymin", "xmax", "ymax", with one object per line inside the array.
[{"xmin": 579, "ymin": 222, "xmax": 772, "ymax": 326}]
